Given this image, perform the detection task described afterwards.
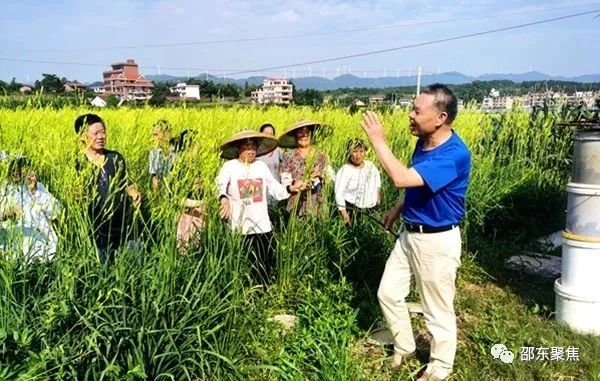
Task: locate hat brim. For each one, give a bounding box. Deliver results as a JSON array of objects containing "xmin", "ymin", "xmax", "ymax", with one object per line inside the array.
[
  {"xmin": 279, "ymin": 122, "xmax": 332, "ymax": 149},
  {"xmin": 219, "ymin": 135, "xmax": 279, "ymax": 160}
]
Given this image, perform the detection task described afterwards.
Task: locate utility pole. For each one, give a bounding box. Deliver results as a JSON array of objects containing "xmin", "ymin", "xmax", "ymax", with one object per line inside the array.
[
  {"xmin": 416, "ymin": 65, "xmax": 422, "ymax": 96},
  {"xmin": 309, "ymin": 67, "xmax": 312, "ymax": 76},
  {"xmin": 322, "ymin": 68, "xmax": 325, "ymax": 77}
]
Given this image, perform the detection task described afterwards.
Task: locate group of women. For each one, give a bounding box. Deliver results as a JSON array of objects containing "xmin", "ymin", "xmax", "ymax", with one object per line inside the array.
[
  {"xmin": 215, "ymin": 120, "xmax": 382, "ymax": 283},
  {"xmin": 0, "ymin": 114, "xmax": 381, "ymax": 284}
]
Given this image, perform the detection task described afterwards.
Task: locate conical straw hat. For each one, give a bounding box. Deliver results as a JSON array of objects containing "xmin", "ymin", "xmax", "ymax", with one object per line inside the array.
[
  {"xmin": 278, "ymin": 119, "xmax": 325, "ymax": 149},
  {"xmin": 219, "ymin": 130, "xmax": 279, "ymax": 160}
]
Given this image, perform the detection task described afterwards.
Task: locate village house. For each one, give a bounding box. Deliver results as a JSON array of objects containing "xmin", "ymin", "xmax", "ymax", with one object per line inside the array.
[
  {"xmin": 90, "ymin": 96, "xmax": 107, "ymax": 108},
  {"xmin": 369, "ymin": 95, "xmax": 385, "ymax": 105},
  {"xmin": 101, "ymin": 59, "xmax": 153, "ymax": 101},
  {"xmin": 170, "ymin": 83, "xmax": 200, "ymax": 100},
  {"xmin": 481, "ymin": 88, "xmax": 516, "ymax": 112},
  {"xmin": 63, "ymin": 81, "xmax": 87, "ymax": 92},
  {"xmin": 251, "ymin": 78, "xmax": 293, "ymax": 104}
]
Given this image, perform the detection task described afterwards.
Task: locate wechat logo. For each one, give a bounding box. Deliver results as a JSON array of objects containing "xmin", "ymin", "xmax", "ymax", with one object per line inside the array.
[{"xmin": 491, "ymin": 344, "xmax": 515, "ymax": 364}]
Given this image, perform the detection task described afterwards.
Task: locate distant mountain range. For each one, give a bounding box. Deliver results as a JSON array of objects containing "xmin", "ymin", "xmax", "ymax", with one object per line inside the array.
[{"xmin": 90, "ymin": 71, "xmax": 600, "ymax": 91}]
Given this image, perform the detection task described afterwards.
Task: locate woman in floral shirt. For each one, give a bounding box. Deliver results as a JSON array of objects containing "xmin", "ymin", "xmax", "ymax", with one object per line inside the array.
[{"xmin": 279, "ymin": 120, "xmax": 330, "ymax": 217}]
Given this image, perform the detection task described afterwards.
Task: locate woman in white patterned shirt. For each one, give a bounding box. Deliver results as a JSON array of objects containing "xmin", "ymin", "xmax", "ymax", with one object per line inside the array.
[{"xmin": 335, "ymin": 138, "xmax": 381, "ymax": 225}]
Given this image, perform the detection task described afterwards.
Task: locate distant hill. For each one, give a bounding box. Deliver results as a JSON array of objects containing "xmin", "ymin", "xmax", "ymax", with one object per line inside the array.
[
  {"xmin": 477, "ymin": 71, "xmax": 554, "ymax": 82},
  {"xmin": 570, "ymin": 73, "xmax": 600, "ymax": 83},
  {"xmin": 141, "ymin": 71, "xmax": 600, "ymax": 91}
]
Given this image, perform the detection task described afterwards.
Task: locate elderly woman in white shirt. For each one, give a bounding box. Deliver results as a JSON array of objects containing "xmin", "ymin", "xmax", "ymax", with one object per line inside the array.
[
  {"xmin": 335, "ymin": 138, "xmax": 381, "ymax": 225},
  {"xmin": 0, "ymin": 157, "xmax": 61, "ymax": 262},
  {"xmin": 217, "ymin": 130, "xmax": 306, "ymax": 283}
]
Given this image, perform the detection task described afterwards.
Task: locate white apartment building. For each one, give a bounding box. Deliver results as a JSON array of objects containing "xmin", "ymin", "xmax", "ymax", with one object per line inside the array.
[
  {"xmin": 170, "ymin": 83, "xmax": 200, "ymax": 100},
  {"xmin": 481, "ymin": 96, "xmax": 515, "ymax": 112},
  {"xmin": 251, "ymin": 78, "xmax": 293, "ymax": 104}
]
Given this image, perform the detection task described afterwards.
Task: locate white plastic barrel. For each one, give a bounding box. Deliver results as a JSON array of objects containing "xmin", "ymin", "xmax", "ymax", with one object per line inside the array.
[
  {"xmin": 555, "ymin": 278, "xmax": 600, "ymax": 335},
  {"xmin": 565, "ymin": 183, "xmax": 600, "ymax": 238},
  {"xmin": 572, "ymin": 128, "xmax": 600, "ymax": 185},
  {"xmin": 560, "ymin": 233, "xmax": 600, "ymax": 293}
]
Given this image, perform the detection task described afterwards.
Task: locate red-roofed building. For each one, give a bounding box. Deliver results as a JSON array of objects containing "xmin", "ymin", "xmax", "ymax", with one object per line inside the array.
[{"xmin": 102, "ymin": 59, "xmax": 153, "ymax": 101}]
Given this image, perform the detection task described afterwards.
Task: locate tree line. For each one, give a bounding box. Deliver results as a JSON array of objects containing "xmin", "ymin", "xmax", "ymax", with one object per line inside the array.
[{"xmin": 3, "ymin": 74, "xmax": 599, "ymax": 107}]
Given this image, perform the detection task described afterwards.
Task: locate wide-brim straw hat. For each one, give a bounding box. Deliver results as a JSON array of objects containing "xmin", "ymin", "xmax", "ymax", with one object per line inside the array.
[
  {"xmin": 219, "ymin": 130, "xmax": 279, "ymax": 160},
  {"xmin": 278, "ymin": 119, "xmax": 326, "ymax": 149}
]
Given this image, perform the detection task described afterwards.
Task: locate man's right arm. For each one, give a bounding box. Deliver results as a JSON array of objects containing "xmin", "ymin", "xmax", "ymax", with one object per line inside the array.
[{"xmin": 361, "ymin": 111, "xmax": 424, "ymax": 189}]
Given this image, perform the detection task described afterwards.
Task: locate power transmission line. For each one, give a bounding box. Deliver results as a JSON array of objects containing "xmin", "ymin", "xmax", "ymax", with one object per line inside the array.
[
  {"xmin": 1, "ymin": 9, "xmax": 597, "ymax": 78},
  {"xmin": 0, "ymin": 58, "xmax": 237, "ymax": 73},
  {"xmin": 224, "ymin": 9, "xmax": 600, "ymax": 76},
  {"xmin": 15, "ymin": 3, "xmax": 600, "ymax": 52}
]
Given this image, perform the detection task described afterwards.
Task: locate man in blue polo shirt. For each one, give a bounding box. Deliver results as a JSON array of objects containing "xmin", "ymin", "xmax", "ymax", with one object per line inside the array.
[{"xmin": 361, "ymin": 84, "xmax": 471, "ymax": 381}]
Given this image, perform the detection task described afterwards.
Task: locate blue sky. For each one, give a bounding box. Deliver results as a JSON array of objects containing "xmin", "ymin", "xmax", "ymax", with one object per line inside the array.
[{"xmin": 1, "ymin": 0, "xmax": 599, "ymax": 83}]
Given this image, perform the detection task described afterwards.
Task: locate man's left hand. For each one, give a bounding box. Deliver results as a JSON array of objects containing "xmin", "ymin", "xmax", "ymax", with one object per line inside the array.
[{"xmin": 127, "ymin": 185, "xmax": 142, "ymax": 209}]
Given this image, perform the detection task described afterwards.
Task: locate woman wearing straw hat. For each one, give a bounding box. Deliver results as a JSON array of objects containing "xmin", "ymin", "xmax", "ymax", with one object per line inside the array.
[
  {"xmin": 216, "ymin": 130, "xmax": 306, "ymax": 283},
  {"xmin": 279, "ymin": 120, "xmax": 330, "ymax": 217}
]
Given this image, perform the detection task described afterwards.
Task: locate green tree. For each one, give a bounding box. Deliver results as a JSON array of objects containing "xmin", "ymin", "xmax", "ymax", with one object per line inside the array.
[
  {"xmin": 244, "ymin": 82, "xmax": 258, "ymax": 97},
  {"xmin": 218, "ymin": 83, "xmax": 241, "ymax": 99},
  {"xmin": 7, "ymin": 78, "xmax": 23, "ymax": 92},
  {"xmin": 149, "ymin": 82, "xmax": 171, "ymax": 106},
  {"xmin": 34, "ymin": 73, "xmax": 67, "ymax": 93},
  {"xmin": 294, "ymin": 89, "xmax": 324, "ymax": 106},
  {"xmin": 106, "ymin": 94, "xmax": 120, "ymax": 108}
]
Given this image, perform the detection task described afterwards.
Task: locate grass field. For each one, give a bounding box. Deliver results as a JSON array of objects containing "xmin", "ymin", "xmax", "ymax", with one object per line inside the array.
[{"xmin": 0, "ymin": 105, "xmax": 598, "ymax": 380}]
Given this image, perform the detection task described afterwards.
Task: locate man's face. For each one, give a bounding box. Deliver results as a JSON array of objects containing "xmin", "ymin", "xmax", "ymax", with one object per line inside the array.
[
  {"xmin": 84, "ymin": 122, "xmax": 106, "ymax": 151},
  {"xmin": 349, "ymin": 147, "xmax": 365, "ymax": 166},
  {"xmin": 238, "ymin": 140, "xmax": 258, "ymax": 163},
  {"xmin": 295, "ymin": 127, "xmax": 312, "ymax": 148},
  {"xmin": 409, "ymin": 94, "xmax": 444, "ymax": 137}
]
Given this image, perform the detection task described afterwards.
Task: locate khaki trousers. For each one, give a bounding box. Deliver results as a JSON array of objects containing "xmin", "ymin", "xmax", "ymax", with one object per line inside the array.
[{"xmin": 378, "ymin": 228, "xmax": 461, "ymax": 379}]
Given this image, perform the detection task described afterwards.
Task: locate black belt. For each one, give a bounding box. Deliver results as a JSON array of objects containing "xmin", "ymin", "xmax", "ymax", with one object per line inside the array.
[{"xmin": 404, "ymin": 222, "xmax": 458, "ymax": 234}]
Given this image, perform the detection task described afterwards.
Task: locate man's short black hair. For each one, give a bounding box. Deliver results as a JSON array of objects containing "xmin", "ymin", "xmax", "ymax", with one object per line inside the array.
[
  {"xmin": 259, "ymin": 123, "xmax": 275, "ymax": 133},
  {"xmin": 74, "ymin": 113, "xmax": 104, "ymax": 134},
  {"xmin": 422, "ymin": 84, "xmax": 458, "ymax": 124}
]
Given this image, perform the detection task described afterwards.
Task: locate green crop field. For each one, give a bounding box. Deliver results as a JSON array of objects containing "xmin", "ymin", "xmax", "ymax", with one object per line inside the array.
[{"xmin": 0, "ymin": 105, "xmax": 598, "ymax": 380}]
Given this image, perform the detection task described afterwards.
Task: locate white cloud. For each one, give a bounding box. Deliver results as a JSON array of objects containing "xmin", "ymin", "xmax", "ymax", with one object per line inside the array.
[{"xmin": 276, "ymin": 10, "xmax": 301, "ymax": 23}]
